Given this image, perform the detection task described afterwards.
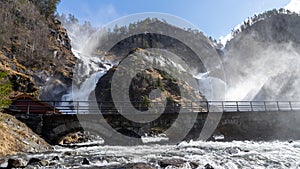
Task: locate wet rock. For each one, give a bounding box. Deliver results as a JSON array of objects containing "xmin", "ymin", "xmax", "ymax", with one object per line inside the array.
[
  {"xmin": 63, "ymin": 151, "xmax": 77, "ymax": 156},
  {"xmin": 27, "ymin": 157, "xmax": 41, "ymax": 166},
  {"xmin": 0, "ymin": 159, "xmax": 6, "ymax": 169},
  {"xmin": 51, "ymin": 156, "xmax": 60, "ymax": 161},
  {"xmin": 204, "ymin": 163, "xmax": 214, "ymax": 169},
  {"xmin": 225, "ymin": 147, "xmax": 241, "ymax": 154},
  {"xmin": 39, "ymin": 160, "xmax": 49, "ymax": 166},
  {"xmin": 158, "ymin": 159, "xmax": 187, "ymax": 168},
  {"xmin": 7, "ymin": 158, "xmax": 26, "ymax": 168},
  {"xmin": 189, "ymin": 162, "xmax": 199, "ymax": 169},
  {"xmin": 124, "ymin": 163, "xmax": 155, "ymax": 169},
  {"xmin": 49, "ymin": 161, "xmax": 58, "ymax": 166},
  {"xmin": 26, "ymin": 158, "xmax": 49, "ymax": 167},
  {"xmin": 105, "ymin": 163, "xmax": 155, "ymax": 169},
  {"xmin": 82, "ymin": 158, "xmax": 90, "ymax": 165}
]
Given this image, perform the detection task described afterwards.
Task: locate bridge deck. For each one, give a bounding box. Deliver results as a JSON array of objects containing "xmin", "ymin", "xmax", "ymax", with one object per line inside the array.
[{"xmin": 4, "ymin": 100, "xmax": 300, "ymax": 115}]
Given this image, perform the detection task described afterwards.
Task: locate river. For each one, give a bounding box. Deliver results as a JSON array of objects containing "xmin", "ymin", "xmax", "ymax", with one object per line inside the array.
[{"xmin": 2, "ymin": 139, "xmax": 300, "ymax": 168}]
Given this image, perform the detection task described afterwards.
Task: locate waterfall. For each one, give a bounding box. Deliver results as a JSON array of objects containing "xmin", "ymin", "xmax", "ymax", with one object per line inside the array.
[{"xmin": 58, "ymin": 49, "xmax": 112, "ymax": 113}]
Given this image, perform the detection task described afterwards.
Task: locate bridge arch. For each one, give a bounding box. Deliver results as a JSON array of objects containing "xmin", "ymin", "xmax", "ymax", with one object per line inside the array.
[{"xmin": 44, "ymin": 118, "xmax": 144, "ymax": 145}]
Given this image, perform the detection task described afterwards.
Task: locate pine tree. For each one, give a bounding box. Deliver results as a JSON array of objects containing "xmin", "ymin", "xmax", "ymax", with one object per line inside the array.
[{"xmin": 30, "ymin": 0, "xmax": 61, "ymax": 18}]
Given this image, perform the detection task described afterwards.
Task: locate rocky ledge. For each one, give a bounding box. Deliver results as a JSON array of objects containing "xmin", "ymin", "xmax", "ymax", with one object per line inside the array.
[{"xmin": 0, "ymin": 112, "xmax": 51, "ymax": 157}]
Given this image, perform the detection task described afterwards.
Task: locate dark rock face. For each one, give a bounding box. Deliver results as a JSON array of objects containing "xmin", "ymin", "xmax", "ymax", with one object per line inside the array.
[
  {"xmin": 95, "ymin": 48, "xmax": 204, "ymax": 108},
  {"xmin": 90, "ymin": 19, "xmax": 221, "ymax": 73},
  {"xmin": 103, "ymin": 33, "xmax": 209, "ymax": 73},
  {"xmin": 96, "ymin": 67, "xmax": 182, "ymax": 113},
  {"xmin": 10, "ymin": 73, "xmax": 37, "ymax": 94}
]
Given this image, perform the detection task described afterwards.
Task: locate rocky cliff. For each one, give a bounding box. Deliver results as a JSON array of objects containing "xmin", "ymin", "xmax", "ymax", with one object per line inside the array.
[{"xmin": 0, "ymin": 0, "xmax": 75, "ymax": 101}]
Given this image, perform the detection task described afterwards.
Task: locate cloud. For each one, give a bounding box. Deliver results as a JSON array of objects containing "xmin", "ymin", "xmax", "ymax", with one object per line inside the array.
[{"xmin": 284, "ymin": 0, "xmax": 300, "ymax": 13}]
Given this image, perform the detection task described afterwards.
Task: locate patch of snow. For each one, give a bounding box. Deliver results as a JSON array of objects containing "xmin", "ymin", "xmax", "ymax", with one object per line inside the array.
[{"xmin": 219, "ymin": 33, "xmax": 234, "ymax": 47}]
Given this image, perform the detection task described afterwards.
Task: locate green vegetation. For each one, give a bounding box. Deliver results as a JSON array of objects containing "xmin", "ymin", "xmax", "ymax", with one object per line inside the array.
[
  {"xmin": 157, "ymin": 78, "xmax": 165, "ymax": 91},
  {"xmin": 142, "ymin": 95, "xmax": 151, "ymax": 108},
  {"xmin": 0, "ymin": 71, "xmax": 12, "ymax": 109},
  {"xmin": 231, "ymin": 8, "xmax": 300, "ymax": 37}
]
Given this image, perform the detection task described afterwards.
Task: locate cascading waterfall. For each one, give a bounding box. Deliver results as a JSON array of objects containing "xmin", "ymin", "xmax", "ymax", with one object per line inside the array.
[
  {"xmin": 59, "ymin": 50, "xmax": 112, "ymax": 113},
  {"xmin": 194, "ymin": 72, "xmax": 227, "ymax": 101}
]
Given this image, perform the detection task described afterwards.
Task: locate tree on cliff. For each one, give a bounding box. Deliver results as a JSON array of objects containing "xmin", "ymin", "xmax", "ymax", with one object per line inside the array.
[
  {"xmin": 0, "ymin": 0, "xmax": 75, "ymax": 100},
  {"xmin": 30, "ymin": 0, "xmax": 61, "ymax": 18}
]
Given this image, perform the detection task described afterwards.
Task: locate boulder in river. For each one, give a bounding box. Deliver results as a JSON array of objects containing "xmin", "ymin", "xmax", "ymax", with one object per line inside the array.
[
  {"xmin": 82, "ymin": 157, "xmax": 90, "ymax": 165},
  {"xmin": 204, "ymin": 163, "xmax": 214, "ymax": 169},
  {"xmin": 159, "ymin": 159, "xmax": 185, "ymax": 167},
  {"xmin": 51, "ymin": 156, "xmax": 60, "ymax": 161},
  {"xmin": 7, "ymin": 158, "xmax": 26, "ymax": 168},
  {"xmin": 27, "ymin": 157, "xmax": 41, "ymax": 166}
]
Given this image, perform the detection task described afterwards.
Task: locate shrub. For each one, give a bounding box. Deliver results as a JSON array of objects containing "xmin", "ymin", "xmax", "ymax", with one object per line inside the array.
[{"xmin": 0, "ymin": 71, "xmax": 12, "ymax": 109}]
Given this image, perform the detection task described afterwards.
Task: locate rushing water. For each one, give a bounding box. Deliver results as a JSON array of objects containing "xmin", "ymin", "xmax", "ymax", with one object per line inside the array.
[{"xmin": 2, "ymin": 140, "xmax": 300, "ymax": 168}]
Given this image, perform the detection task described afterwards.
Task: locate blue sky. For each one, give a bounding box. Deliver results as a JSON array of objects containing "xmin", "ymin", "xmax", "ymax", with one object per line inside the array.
[{"xmin": 57, "ymin": 0, "xmax": 292, "ymax": 39}]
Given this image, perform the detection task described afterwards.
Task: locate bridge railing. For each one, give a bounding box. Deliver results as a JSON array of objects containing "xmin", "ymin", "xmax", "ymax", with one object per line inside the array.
[{"xmin": 4, "ymin": 100, "xmax": 300, "ymax": 115}]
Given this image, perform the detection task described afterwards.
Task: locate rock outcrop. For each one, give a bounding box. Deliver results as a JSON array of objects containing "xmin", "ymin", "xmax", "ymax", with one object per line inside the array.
[
  {"xmin": 0, "ymin": 113, "xmax": 51, "ymax": 156},
  {"xmin": 95, "ymin": 48, "xmax": 205, "ymax": 112},
  {"xmin": 94, "ymin": 48, "xmax": 206, "ymax": 136},
  {"xmin": 0, "ymin": 0, "xmax": 76, "ymax": 100}
]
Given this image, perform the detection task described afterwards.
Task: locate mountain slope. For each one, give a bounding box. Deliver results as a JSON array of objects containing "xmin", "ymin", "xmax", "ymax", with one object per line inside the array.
[
  {"xmin": 0, "ymin": 0, "xmax": 76, "ymax": 101},
  {"xmin": 224, "ymin": 9, "xmax": 300, "ymax": 100}
]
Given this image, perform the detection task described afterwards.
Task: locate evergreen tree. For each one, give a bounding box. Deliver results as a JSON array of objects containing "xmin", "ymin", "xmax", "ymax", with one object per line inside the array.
[
  {"xmin": 30, "ymin": 0, "xmax": 61, "ymax": 18},
  {"xmin": 68, "ymin": 14, "xmax": 79, "ymax": 24},
  {"xmin": 113, "ymin": 25, "xmax": 119, "ymax": 33}
]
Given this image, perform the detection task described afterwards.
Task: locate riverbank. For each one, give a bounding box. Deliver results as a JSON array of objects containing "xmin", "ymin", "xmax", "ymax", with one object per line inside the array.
[{"xmin": 0, "ymin": 112, "xmax": 52, "ymax": 157}]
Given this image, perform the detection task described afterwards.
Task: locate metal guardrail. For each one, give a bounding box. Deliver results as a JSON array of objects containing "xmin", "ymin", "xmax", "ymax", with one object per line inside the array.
[{"xmin": 5, "ymin": 100, "xmax": 300, "ymax": 115}]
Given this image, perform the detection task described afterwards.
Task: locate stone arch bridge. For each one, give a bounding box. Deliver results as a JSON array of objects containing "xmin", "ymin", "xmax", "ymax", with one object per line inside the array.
[{"xmin": 7, "ymin": 100, "xmax": 300, "ymax": 145}]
